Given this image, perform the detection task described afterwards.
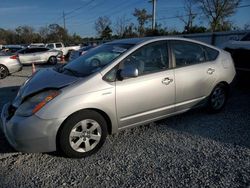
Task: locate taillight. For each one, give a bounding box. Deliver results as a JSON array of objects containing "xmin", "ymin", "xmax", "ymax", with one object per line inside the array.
[{"xmin": 10, "ymin": 55, "xmax": 18, "ymax": 59}]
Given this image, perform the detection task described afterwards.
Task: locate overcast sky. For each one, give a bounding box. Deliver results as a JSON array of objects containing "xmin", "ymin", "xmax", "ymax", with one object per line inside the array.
[{"xmin": 0, "ymin": 0, "xmax": 250, "ymax": 37}]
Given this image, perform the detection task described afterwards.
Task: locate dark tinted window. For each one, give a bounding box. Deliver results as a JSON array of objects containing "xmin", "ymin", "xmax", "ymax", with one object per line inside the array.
[
  {"xmin": 56, "ymin": 43, "xmax": 62, "ymax": 48},
  {"xmin": 120, "ymin": 41, "xmax": 169, "ymax": 76},
  {"xmin": 241, "ymin": 33, "xmax": 250, "ymax": 41},
  {"xmin": 36, "ymin": 48, "xmax": 49, "ymax": 52},
  {"xmin": 172, "ymin": 40, "xmax": 206, "ymax": 67},
  {"xmin": 47, "ymin": 44, "xmax": 54, "ymax": 49},
  {"xmin": 203, "ymin": 46, "xmax": 219, "ymax": 61}
]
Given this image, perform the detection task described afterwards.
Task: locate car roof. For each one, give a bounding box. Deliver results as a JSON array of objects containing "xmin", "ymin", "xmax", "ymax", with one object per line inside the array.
[
  {"xmin": 106, "ymin": 36, "xmax": 186, "ymax": 45},
  {"xmin": 106, "ymin": 36, "xmax": 221, "ymax": 51}
]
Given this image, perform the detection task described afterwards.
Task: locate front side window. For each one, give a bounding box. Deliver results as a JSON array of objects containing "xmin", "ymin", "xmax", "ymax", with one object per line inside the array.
[
  {"xmin": 120, "ymin": 41, "xmax": 169, "ymax": 76},
  {"xmin": 172, "ymin": 40, "xmax": 206, "ymax": 67},
  {"xmin": 46, "ymin": 44, "xmax": 54, "ymax": 49},
  {"xmin": 56, "ymin": 43, "xmax": 62, "ymax": 48}
]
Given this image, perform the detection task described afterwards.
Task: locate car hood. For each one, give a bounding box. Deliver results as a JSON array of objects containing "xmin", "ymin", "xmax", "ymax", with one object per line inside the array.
[{"xmin": 13, "ymin": 68, "xmax": 79, "ymax": 107}]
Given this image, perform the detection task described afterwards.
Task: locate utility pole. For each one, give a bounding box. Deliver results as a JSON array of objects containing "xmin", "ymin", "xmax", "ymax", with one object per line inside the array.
[
  {"xmin": 63, "ymin": 11, "xmax": 66, "ymax": 30},
  {"xmin": 152, "ymin": 0, "xmax": 156, "ymax": 30}
]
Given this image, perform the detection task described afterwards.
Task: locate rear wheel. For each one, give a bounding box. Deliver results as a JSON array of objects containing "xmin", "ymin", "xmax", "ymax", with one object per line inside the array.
[
  {"xmin": 208, "ymin": 84, "xmax": 228, "ymax": 113},
  {"xmin": 58, "ymin": 110, "xmax": 108, "ymax": 158},
  {"xmin": 0, "ymin": 64, "xmax": 9, "ymax": 79},
  {"xmin": 48, "ymin": 56, "xmax": 57, "ymax": 65}
]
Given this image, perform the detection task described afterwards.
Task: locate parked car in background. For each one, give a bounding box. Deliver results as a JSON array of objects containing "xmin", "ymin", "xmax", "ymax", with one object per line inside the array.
[
  {"xmin": 0, "ymin": 54, "xmax": 22, "ymax": 79},
  {"xmin": 69, "ymin": 45, "xmax": 96, "ymax": 61},
  {"xmin": 45, "ymin": 42, "xmax": 80, "ymax": 57},
  {"xmin": 17, "ymin": 47, "xmax": 62, "ymax": 65},
  {"xmin": 28, "ymin": 43, "xmax": 45, "ymax": 48},
  {"xmin": 0, "ymin": 45, "xmax": 24, "ymax": 54},
  {"xmin": 1, "ymin": 37, "xmax": 236, "ymax": 158},
  {"xmin": 220, "ymin": 32, "xmax": 250, "ymax": 72}
]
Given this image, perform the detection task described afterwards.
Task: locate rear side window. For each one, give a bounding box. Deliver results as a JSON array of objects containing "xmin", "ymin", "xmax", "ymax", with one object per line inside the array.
[
  {"xmin": 36, "ymin": 48, "xmax": 49, "ymax": 52},
  {"xmin": 203, "ymin": 46, "xmax": 219, "ymax": 61},
  {"xmin": 171, "ymin": 40, "xmax": 206, "ymax": 67}
]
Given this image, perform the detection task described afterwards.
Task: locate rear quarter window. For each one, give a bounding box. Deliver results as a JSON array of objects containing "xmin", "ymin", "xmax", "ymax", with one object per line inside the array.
[{"xmin": 203, "ymin": 46, "xmax": 219, "ymax": 61}]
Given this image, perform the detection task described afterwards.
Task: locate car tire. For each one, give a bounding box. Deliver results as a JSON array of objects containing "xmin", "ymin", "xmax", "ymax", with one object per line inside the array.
[
  {"xmin": 58, "ymin": 110, "xmax": 108, "ymax": 158},
  {"xmin": 0, "ymin": 64, "xmax": 9, "ymax": 79},
  {"xmin": 48, "ymin": 56, "xmax": 57, "ymax": 65},
  {"xmin": 207, "ymin": 83, "xmax": 228, "ymax": 113}
]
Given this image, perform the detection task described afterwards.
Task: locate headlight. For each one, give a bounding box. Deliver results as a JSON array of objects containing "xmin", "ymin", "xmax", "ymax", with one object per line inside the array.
[{"xmin": 15, "ymin": 90, "xmax": 60, "ymax": 117}]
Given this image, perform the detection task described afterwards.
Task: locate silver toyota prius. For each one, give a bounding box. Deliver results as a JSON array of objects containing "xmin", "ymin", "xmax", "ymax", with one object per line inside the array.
[{"xmin": 1, "ymin": 37, "xmax": 236, "ymax": 158}]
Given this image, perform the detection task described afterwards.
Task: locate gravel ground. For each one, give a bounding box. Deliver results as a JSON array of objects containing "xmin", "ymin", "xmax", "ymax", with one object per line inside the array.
[{"xmin": 0, "ymin": 66, "xmax": 250, "ymax": 188}]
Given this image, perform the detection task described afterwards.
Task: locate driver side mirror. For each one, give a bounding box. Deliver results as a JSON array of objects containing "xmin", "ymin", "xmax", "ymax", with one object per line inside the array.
[{"xmin": 118, "ymin": 65, "xmax": 139, "ymax": 80}]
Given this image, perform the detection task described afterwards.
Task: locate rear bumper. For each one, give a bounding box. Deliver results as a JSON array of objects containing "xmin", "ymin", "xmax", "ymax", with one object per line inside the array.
[
  {"xmin": 7, "ymin": 61, "xmax": 22, "ymax": 74},
  {"xmin": 1, "ymin": 103, "xmax": 64, "ymax": 153}
]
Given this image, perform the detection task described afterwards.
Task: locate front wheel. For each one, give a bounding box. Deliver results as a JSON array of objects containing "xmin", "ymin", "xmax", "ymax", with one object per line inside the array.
[
  {"xmin": 58, "ymin": 110, "xmax": 108, "ymax": 158},
  {"xmin": 0, "ymin": 64, "xmax": 9, "ymax": 79},
  {"xmin": 48, "ymin": 56, "xmax": 57, "ymax": 65},
  {"xmin": 208, "ymin": 84, "xmax": 228, "ymax": 113}
]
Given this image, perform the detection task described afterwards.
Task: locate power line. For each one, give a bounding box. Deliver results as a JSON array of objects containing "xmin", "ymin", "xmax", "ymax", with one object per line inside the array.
[
  {"xmin": 67, "ymin": 0, "xmax": 143, "ymax": 26},
  {"xmin": 157, "ymin": 4, "xmax": 250, "ymax": 21},
  {"xmin": 65, "ymin": 0, "xmax": 94, "ymax": 16}
]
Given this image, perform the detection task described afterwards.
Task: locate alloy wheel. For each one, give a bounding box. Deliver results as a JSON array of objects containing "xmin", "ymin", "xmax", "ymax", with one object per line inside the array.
[
  {"xmin": 69, "ymin": 119, "xmax": 102, "ymax": 153},
  {"xmin": 210, "ymin": 87, "xmax": 226, "ymax": 110}
]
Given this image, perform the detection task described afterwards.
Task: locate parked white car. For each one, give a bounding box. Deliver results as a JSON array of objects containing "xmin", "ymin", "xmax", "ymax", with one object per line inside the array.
[
  {"xmin": 0, "ymin": 54, "xmax": 22, "ymax": 79},
  {"xmin": 45, "ymin": 42, "xmax": 80, "ymax": 56},
  {"xmin": 17, "ymin": 47, "xmax": 62, "ymax": 65}
]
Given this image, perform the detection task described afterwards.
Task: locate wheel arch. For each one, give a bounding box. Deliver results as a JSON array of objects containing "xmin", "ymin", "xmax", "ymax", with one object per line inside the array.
[
  {"xmin": 0, "ymin": 64, "xmax": 9, "ymax": 77},
  {"xmin": 56, "ymin": 108, "xmax": 113, "ymax": 149},
  {"xmin": 214, "ymin": 81, "xmax": 230, "ymax": 95}
]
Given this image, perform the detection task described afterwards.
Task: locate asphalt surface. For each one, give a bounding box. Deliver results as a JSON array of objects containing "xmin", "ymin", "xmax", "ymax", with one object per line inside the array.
[{"xmin": 0, "ymin": 65, "xmax": 250, "ymax": 187}]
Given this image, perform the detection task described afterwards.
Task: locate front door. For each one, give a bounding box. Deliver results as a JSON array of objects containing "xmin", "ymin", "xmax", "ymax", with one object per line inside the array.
[{"xmin": 115, "ymin": 41, "xmax": 176, "ymax": 128}]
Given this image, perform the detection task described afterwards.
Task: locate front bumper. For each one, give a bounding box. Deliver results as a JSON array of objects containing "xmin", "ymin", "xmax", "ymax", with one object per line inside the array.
[{"xmin": 0, "ymin": 103, "xmax": 65, "ymax": 153}]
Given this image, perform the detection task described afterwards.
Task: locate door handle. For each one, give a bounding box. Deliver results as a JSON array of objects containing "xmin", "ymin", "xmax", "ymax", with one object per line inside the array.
[
  {"xmin": 207, "ymin": 68, "xmax": 215, "ymax": 75},
  {"xmin": 162, "ymin": 77, "xmax": 173, "ymax": 85}
]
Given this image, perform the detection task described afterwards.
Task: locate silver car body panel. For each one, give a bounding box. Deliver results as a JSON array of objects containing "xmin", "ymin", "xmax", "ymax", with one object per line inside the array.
[
  {"xmin": 0, "ymin": 55, "xmax": 22, "ymax": 74},
  {"xmin": 1, "ymin": 37, "xmax": 236, "ymax": 153},
  {"xmin": 18, "ymin": 50, "xmax": 60, "ymax": 64},
  {"xmin": 14, "ymin": 68, "xmax": 79, "ymax": 103}
]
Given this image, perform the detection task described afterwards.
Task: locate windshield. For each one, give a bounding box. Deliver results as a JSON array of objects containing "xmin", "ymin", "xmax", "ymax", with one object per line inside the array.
[{"xmin": 61, "ymin": 43, "xmax": 133, "ymax": 77}]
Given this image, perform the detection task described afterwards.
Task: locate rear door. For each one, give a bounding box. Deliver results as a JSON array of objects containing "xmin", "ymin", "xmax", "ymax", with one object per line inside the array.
[
  {"xmin": 18, "ymin": 48, "xmax": 37, "ymax": 64},
  {"xmin": 170, "ymin": 40, "xmax": 218, "ymax": 111},
  {"xmin": 34, "ymin": 48, "xmax": 50, "ymax": 63},
  {"xmin": 115, "ymin": 40, "xmax": 176, "ymax": 128}
]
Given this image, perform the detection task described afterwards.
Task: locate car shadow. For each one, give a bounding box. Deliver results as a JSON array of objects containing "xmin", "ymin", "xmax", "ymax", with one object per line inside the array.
[
  {"xmin": 159, "ymin": 81, "xmax": 250, "ymax": 149},
  {"xmin": 0, "ymin": 86, "xmax": 19, "ymax": 153}
]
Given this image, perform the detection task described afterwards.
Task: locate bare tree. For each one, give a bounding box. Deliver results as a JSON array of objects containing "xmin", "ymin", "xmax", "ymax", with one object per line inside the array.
[
  {"xmin": 115, "ymin": 15, "xmax": 130, "ymax": 37},
  {"xmin": 94, "ymin": 16, "xmax": 111, "ymax": 37},
  {"xmin": 133, "ymin": 8, "xmax": 152, "ymax": 36},
  {"xmin": 195, "ymin": 0, "xmax": 241, "ymax": 31},
  {"xmin": 177, "ymin": 0, "xmax": 197, "ymax": 33}
]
